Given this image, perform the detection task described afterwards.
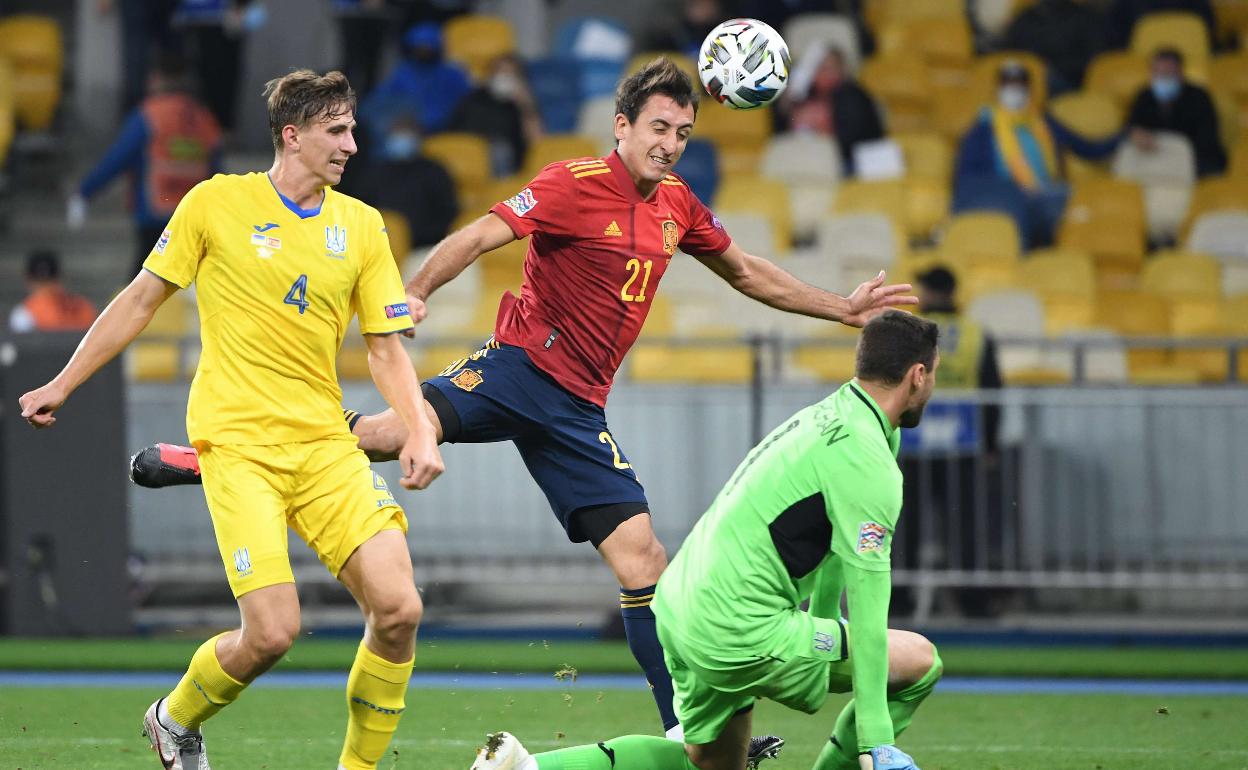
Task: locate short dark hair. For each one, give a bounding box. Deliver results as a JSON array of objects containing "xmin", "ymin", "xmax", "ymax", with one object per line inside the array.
[
  {"xmin": 26, "ymin": 249, "xmax": 59, "ymax": 281},
  {"xmin": 263, "ymin": 69, "xmax": 356, "ymax": 151},
  {"xmin": 615, "ymin": 57, "xmax": 699, "ymax": 124},
  {"xmin": 1153, "ymin": 47, "xmax": 1184, "ymax": 68},
  {"xmin": 855, "ymin": 310, "xmax": 939, "ymax": 386},
  {"xmin": 916, "ymin": 266, "xmax": 957, "ymax": 294}
]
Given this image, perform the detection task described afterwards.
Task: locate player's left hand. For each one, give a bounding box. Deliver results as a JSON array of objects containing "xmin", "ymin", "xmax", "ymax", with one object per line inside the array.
[
  {"xmin": 841, "ymin": 271, "xmax": 918, "ymax": 328},
  {"xmin": 398, "ymin": 425, "xmax": 444, "ymax": 490},
  {"xmin": 19, "ymin": 382, "xmax": 68, "ymax": 429},
  {"xmin": 400, "ymin": 294, "xmax": 428, "ymax": 338}
]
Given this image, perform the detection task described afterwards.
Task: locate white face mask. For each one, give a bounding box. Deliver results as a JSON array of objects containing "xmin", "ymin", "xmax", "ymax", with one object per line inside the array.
[
  {"xmin": 489, "ymin": 72, "xmax": 522, "ymax": 100},
  {"xmin": 998, "ymin": 85, "xmax": 1029, "ymax": 112}
]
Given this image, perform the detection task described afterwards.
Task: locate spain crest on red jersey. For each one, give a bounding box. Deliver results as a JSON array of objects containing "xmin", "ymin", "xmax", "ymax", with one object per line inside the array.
[{"xmin": 662, "ymin": 219, "xmax": 678, "ymax": 255}]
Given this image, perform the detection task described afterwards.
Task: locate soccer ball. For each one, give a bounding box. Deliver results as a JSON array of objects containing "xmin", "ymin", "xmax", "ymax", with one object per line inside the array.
[{"xmin": 697, "ymin": 18, "xmax": 790, "ymax": 110}]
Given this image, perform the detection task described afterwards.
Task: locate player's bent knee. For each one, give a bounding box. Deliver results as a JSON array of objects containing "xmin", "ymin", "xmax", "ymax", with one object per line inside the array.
[
  {"xmin": 243, "ymin": 622, "xmax": 300, "ymax": 663},
  {"xmin": 372, "ymin": 592, "xmax": 423, "ymax": 638},
  {"xmin": 888, "ymin": 630, "xmax": 937, "ymax": 689}
]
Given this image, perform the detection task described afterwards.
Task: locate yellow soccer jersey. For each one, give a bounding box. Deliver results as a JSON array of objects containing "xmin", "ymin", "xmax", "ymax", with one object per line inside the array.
[{"xmin": 143, "ymin": 172, "xmax": 414, "ymax": 445}]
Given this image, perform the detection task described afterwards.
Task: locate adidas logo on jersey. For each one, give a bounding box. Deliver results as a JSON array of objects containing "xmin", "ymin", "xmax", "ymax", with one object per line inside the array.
[{"xmin": 603, "ymin": 220, "xmax": 623, "ymax": 237}]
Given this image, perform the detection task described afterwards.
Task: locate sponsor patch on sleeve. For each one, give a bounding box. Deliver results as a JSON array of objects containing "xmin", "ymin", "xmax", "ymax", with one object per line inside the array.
[
  {"xmin": 503, "ymin": 187, "xmax": 538, "ymax": 217},
  {"xmin": 384, "ymin": 302, "xmax": 410, "ymax": 319},
  {"xmin": 856, "ymin": 521, "xmax": 889, "ymax": 554},
  {"xmin": 155, "ymin": 229, "xmax": 172, "ymax": 254}
]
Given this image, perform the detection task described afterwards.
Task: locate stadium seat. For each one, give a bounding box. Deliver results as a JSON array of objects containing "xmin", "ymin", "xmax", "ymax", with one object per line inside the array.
[
  {"xmin": 1186, "ymin": 210, "xmax": 1248, "ymax": 263},
  {"xmin": 716, "ymin": 176, "xmax": 792, "ymax": 253},
  {"xmin": 576, "ymin": 94, "xmax": 619, "ymax": 154},
  {"xmin": 714, "ymin": 212, "xmax": 776, "ymax": 257},
  {"xmin": 878, "ymin": 17, "xmax": 973, "ymax": 80},
  {"xmin": 526, "ymin": 58, "xmax": 586, "ymax": 133},
  {"xmin": 672, "ymin": 139, "xmax": 719, "ymax": 205},
  {"xmin": 626, "ymin": 51, "xmax": 697, "ymax": 83},
  {"xmin": 941, "ymin": 211, "xmax": 1023, "ymax": 270},
  {"xmin": 1095, "ymin": 289, "xmax": 1175, "ymax": 375},
  {"xmin": 1112, "ymin": 131, "xmax": 1196, "ymax": 241},
  {"xmin": 858, "ymin": 55, "xmax": 933, "ymax": 134},
  {"xmin": 782, "ymin": 14, "xmax": 862, "ymax": 73},
  {"xmin": 971, "ymin": 0, "xmax": 1033, "ymax": 37},
  {"xmin": 1210, "ymin": 54, "xmax": 1248, "ymax": 103},
  {"xmin": 966, "ymin": 288, "xmax": 1058, "ymax": 381},
  {"xmin": 0, "ymin": 59, "xmax": 14, "ymax": 165},
  {"xmin": 893, "ymin": 131, "xmax": 953, "ymax": 182},
  {"xmin": 928, "ymin": 82, "xmax": 985, "ymax": 139},
  {"xmin": 691, "ymin": 101, "xmax": 771, "ymax": 175},
  {"xmin": 128, "ymin": 344, "xmax": 182, "ymax": 383},
  {"xmin": 759, "ymin": 132, "xmax": 841, "ymax": 242},
  {"xmin": 1180, "ymin": 176, "xmax": 1248, "ymax": 240},
  {"xmin": 522, "ymin": 134, "xmax": 601, "ymax": 177},
  {"xmin": 816, "ymin": 212, "xmax": 903, "ymax": 287},
  {"xmin": 422, "ymin": 133, "xmax": 491, "ymax": 210},
  {"xmin": 1061, "ymin": 328, "xmax": 1130, "ymax": 383},
  {"xmin": 1129, "ymin": 12, "xmax": 1211, "ymax": 83},
  {"xmin": 1047, "ymin": 91, "xmax": 1123, "ymax": 140},
  {"xmin": 478, "ymin": 237, "xmax": 528, "ymax": 289},
  {"xmin": 336, "ymin": 346, "xmax": 373, "ymax": 381},
  {"xmin": 1057, "ymin": 177, "xmax": 1147, "ymax": 286},
  {"xmin": 791, "ymin": 324, "xmax": 860, "ymax": 383},
  {"xmin": 582, "ymin": 59, "xmax": 625, "ymax": 100},
  {"xmin": 552, "ymin": 16, "xmax": 631, "ymax": 63},
  {"xmin": 1143, "ymin": 250, "xmax": 1224, "ymax": 376},
  {"xmin": 1019, "ymin": 248, "xmax": 1098, "ymax": 333},
  {"xmin": 378, "ymin": 209, "xmax": 412, "ymax": 263},
  {"xmin": 905, "ymin": 177, "xmax": 952, "ymax": 241},
  {"xmin": 1084, "ymin": 51, "xmax": 1150, "ymax": 108},
  {"xmin": 0, "ymin": 14, "xmax": 63, "ymax": 130},
  {"xmin": 629, "ymin": 341, "xmax": 753, "ymax": 384},
  {"xmin": 872, "ymin": 0, "xmax": 966, "ymax": 28},
  {"xmin": 1215, "ymin": 0, "xmax": 1248, "ymax": 45},
  {"xmin": 443, "ymin": 15, "xmax": 516, "ymax": 81}
]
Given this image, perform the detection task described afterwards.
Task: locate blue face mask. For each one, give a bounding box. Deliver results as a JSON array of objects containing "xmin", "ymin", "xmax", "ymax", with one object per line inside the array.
[
  {"xmin": 1151, "ymin": 76, "xmax": 1181, "ymax": 103},
  {"xmin": 383, "ymin": 133, "xmax": 420, "ymax": 161}
]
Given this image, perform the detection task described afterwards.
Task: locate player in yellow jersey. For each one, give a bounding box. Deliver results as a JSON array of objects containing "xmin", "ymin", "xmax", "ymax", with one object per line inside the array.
[{"xmin": 19, "ymin": 70, "xmax": 442, "ymax": 770}]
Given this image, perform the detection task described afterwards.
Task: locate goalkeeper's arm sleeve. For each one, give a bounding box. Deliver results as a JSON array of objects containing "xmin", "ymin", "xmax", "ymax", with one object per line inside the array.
[{"xmin": 845, "ymin": 562, "xmax": 894, "ymax": 752}]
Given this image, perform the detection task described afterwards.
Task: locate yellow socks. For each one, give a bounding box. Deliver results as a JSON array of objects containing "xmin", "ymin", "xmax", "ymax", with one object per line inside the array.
[
  {"xmin": 339, "ymin": 641, "xmax": 415, "ymax": 770},
  {"xmin": 166, "ymin": 632, "xmax": 247, "ymax": 730}
]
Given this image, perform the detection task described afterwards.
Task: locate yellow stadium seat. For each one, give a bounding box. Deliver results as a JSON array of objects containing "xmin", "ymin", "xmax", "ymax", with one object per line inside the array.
[
  {"xmin": 478, "ymin": 237, "xmax": 528, "ymax": 289},
  {"xmin": 1130, "ymin": 12, "xmax": 1211, "ymax": 83},
  {"xmin": 1047, "ymin": 90, "xmax": 1123, "ymax": 139},
  {"xmin": 960, "ymin": 262, "xmax": 1021, "ymax": 302},
  {"xmin": 1057, "ymin": 177, "xmax": 1147, "ymax": 286},
  {"xmin": 832, "ymin": 179, "xmax": 908, "ymax": 233},
  {"xmin": 940, "ymin": 211, "xmax": 1022, "ymax": 271},
  {"xmin": 1085, "ymin": 51, "xmax": 1150, "ymax": 108},
  {"xmin": 905, "ymin": 176, "xmax": 951, "ymax": 241},
  {"xmin": 1229, "ymin": 133, "xmax": 1248, "ymax": 177},
  {"xmin": 630, "ymin": 342, "xmax": 753, "ymax": 384},
  {"xmin": 1216, "ymin": 0, "xmax": 1248, "ymax": 44},
  {"xmin": 627, "ymin": 52, "xmax": 698, "ymax": 83},
  {"xmin": 1019, "ymin": 248, "xmax": 1098, "ymax": 333},
  {"xmin": 791, "ymin": 324, "xmax": 860, "ymax": 383},
  {"xmin": 1095, "ymin": 289, "xmax": 1173, "ymax": 373},
  {"xmin": 128, "ymin": 343, "xmax": 181, "ymax": 383},
  {"xmin": 859, "ymin": 55, "xmax": 933, "ymax": 133},
  {"xmin": 716, "ymin": 176, "xmax": 792, "ymax": 253},
  {"xmin": 0, "ymin": 59, "xmax": 14, "ymax": 165},
  {"xmin": 1211, "ymin": 88, "xmax": 1243, "ymax": 162},
  {"xmin": 378, "ymin": 209, "xmax": 412, "ymax": 264},
  {"xmin": 928, "ymin": 82, "xmax": 984, "ymax": 139},
  {"xmin": 522, "ymin": 134, "xmax": 601, "ymax": 178},
  {"xmin": 878, "ymin": 17, "xmax": 973, "ymax": 73},
  {"xmin": 872, "ymin": 0, "xmax": 966, "ymax": 28},
  {"xmin": 142, "ymin": 292, "xmax": 196, "ymax": 338},
  {"xmin": 336, "ymin": 346, "xmax": 373, "ymax": 381},
  {"xmin": 443, "ymin": 15, "xmax": 515, "ymax": 81},
  {"xmin": 1180, "ymin": 175, "xmax": 1248, "ymax": 240},
  {"xmin": 0, "ymin": 15, "xmax": 63, "ymax": 130},
  {"xmin": 893, "ymin": 131, "xmax": 953, "ymax": 182},
  {"xmin": 422, "ymin": 133, "xmax": 491, "ymax": 210},
  {"xmin": 1211, "ymin": 54, "xmax": 1248, "ymax": 102},
  {"xmin": 693, "ymin": 100, "xmax": 772, "ymax": 175},
  {"xmin": 1142, "ymin": 249, "xmax": 1223, "ymax": 319}
]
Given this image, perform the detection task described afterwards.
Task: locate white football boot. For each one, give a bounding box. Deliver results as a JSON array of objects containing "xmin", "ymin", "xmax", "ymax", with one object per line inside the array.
[
  {"xmin": 470, "ymin": 732, "xmax": 533, "ymax": 770},
  {"xmin": 142, "ymin": 699, "xmax": 210, "ymax": 769}
]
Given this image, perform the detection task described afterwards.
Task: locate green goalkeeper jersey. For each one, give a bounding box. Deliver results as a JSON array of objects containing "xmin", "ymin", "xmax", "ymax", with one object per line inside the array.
[{"xmin": 654, "ymin": 381, "xmax": 903, "ymax": 748}]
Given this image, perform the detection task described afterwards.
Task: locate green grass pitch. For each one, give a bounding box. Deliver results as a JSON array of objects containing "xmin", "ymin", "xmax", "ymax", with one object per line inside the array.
[{"xmin": 2, "ymin": 639, "xmax": 1246, "ymax": 769}]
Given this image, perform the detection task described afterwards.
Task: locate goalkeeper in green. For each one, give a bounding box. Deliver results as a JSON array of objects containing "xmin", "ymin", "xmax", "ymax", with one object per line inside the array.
[{"xmin": 470, "ymin": 310, "xmax": 944, "ymax": 770}]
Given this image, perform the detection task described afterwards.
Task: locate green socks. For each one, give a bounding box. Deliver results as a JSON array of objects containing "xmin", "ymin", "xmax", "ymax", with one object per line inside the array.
[{"xmin": 535, "ymin": 735, "xmax": 696, "ymax": 769}]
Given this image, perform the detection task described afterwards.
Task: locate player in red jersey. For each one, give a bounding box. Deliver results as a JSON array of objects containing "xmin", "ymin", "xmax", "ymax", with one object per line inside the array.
[{"xmin": 131, "ymin": 58, "xmax": 914, "ymax": 747}]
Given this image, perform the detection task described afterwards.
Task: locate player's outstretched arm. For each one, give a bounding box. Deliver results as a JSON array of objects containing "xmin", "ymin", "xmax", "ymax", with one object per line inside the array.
[
  {"xmin": 364, "ymin": 331, "xmax": 443, "ymax": 490},
  {"xmin": 697, "ymin": 242, "xmax": 917, "ymax": 328},
  {"xmin": 404, "ymin": 212, "xmax": 516, "ymax": 322},
  {"xmin": 19, "ymin": 270, "xmax": 177, "ymax": 428}
]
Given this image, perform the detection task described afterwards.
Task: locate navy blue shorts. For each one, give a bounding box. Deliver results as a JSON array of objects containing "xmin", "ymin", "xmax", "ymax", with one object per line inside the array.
[{"xmin": 421, "ymin": 341, "xmax": 649, "ymax": 545}]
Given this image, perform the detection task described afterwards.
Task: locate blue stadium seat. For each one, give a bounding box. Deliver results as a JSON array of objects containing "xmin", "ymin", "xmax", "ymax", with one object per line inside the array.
[
  {"xmin": 526, "ymin": 58, "xmax": 584, "ymax": 133},
  {"xmin": 674, "ymin": 139, "xmax": 719, "ymax": 205},
  {"xmin": 581, "ymin": 59, "xmax": 624, "ymax": 99}
]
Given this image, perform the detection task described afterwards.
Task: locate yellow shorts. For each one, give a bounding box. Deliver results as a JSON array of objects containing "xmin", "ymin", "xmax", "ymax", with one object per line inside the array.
[{"xmin": 197, "ymin": 434, "xmax": 407, "ymax": 598}]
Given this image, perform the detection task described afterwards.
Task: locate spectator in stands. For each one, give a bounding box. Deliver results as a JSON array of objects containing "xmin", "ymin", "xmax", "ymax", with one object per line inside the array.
[
  {"xmin": 1105, "ymin": 0, "xmax": 1215, "ymax": 50},
  {"xmin": 954, "ymin": 60, "xmax": 1120, "ymax": 248},
  {"xmin": 363, "ymin": 21, "xmax": 472, "ymax": 139},
  {"xmin": 448, "ymin": 54, "xmax": 544, "ymax": 176},
  {"xmin": 331, "ymin": 0, "xmax": 398, "ymax": 97},
  {"xmin": 67, "ymin": 53, "xmax": 222, "ymax": 277},
  {"xmin": 9, "ymin": 250, "xmax": 97, "ymax": 333},
  {"xmin": 170, "ymin": 0, "xmax": 267, "ymax": 133},
  {"xmin": 638, "ymin": 0, "xmax": 724, "ymax": 59},
  {"xmin": 338, "ymin": 114, "xmax": 458, "ymax": 249},
  {"xmin": 1003, "ymin": 0, "xmax": 1107, "ymax": 95},
  {"xmin": 1127, "ymin": 47, "xmax": 1226, "ymax": 177},
  {"xmin": 779, "ymin": 44, "xmax": 883, "ymax": 175}
]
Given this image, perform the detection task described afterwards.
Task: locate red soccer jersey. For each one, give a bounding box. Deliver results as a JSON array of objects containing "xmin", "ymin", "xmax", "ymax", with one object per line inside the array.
[{"xmin": 488, "ymin": 150, "xmax": 731, "ymax": 406}]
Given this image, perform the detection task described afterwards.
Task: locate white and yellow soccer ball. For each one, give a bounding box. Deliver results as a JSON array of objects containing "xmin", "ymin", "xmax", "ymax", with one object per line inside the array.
[{"xmin": 697, "ymin": 18, "xmax": 790, "ymax": 110}]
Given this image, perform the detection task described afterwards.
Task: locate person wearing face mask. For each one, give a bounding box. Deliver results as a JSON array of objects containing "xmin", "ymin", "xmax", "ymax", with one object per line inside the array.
[
  {"xmin": 448, "ymin": 54, "xmax": 544, "ymax": 176},
  {"xmin": 1127, "ymin": 48, "xmax": 1226, "ymax": 177},
  {"xmin": 363, "ymin": 21, "xmax": 472, "ymax": 138},
  {"xmin": 339, "ymin": 113, "xmax": 459, "ymax": 249},
  {"xmin": 954, "ymin": 60, "xmax": 1122, "ymax": 247},
  {"xmin": 779, "ymin": 44, "xmax": 884, "ymax": 175}
]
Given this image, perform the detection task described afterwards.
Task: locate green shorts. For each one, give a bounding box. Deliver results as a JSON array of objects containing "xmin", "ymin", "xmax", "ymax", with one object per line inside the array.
[{"xmin": 657, "ymin": 611, "xmax": 852, "ymax": 745}]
